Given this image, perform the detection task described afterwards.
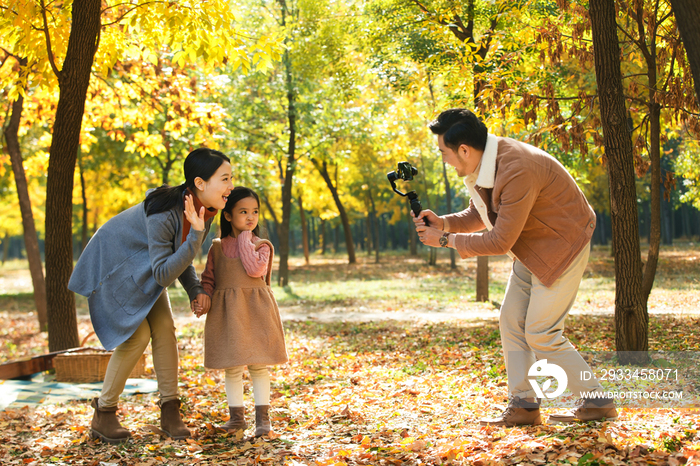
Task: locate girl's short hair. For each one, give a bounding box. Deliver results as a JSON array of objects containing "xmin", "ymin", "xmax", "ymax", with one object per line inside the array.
[{"xmin": 220, "ymin": 186, "xmax": 262, "ymax": 238}]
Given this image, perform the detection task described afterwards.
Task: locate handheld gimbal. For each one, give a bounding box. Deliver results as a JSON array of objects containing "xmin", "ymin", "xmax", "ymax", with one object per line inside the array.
[{"xmin": 387, "ymin": 161, "xmax": 428, "ymax": 225}]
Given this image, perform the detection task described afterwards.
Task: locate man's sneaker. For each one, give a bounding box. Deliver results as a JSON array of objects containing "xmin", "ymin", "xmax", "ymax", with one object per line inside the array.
[
  {"xmin": 549, "ymin": 398, "xmax": 618, "ymax": 423},
  {"xmin": 479, "ymin": 397, "xmax": 543, "ymax": 427}
]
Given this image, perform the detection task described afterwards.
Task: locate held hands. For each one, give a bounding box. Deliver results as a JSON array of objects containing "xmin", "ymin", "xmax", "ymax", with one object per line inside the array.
[
  {"xmin": 184, "ymin": 194, "xmax": 206, "ymax": 232},
  {"xmin": 412, "ymin": 209, "xmax": 445, "ymax": 248},
  {"xmin": 191, "ymin": 293, "xmax": 211, "ymax": 318}
]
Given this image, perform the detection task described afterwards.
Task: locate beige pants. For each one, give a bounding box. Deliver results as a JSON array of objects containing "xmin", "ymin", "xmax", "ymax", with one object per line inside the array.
[
  {"xmin": 99, "ymin": 289, "xmax": 179, "ymax": 408},
  {"xmin": 500, "ymin": 244, "xmax": 603, "ymax": 399}
]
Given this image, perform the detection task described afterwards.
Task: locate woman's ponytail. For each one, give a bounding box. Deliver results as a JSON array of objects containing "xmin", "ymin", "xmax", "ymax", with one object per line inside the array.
[{"xmin": 143, "ymin": 183, "xmax": 187, "ymax": 217}]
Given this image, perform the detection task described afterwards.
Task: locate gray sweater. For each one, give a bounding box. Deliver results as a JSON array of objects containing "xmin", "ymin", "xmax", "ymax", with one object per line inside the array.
[{"xmin": 68, "ymin": 197, "xmax": 213, "ymax": 350}]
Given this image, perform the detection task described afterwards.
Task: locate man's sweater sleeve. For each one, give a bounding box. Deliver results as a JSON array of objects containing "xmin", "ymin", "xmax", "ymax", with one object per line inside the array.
[
  {"xmin": 440, "ymin": 198, "xmax": 486, "ymax": 233},
  {"xmin": 453, "ymin": 166, "xmax": 539, "ymax": 259}
]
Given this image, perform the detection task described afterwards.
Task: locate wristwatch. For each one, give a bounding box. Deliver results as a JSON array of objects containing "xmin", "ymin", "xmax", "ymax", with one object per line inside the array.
[{"xmin": 439, "ymin": 232, "xmax": 450, "ymax": 248}]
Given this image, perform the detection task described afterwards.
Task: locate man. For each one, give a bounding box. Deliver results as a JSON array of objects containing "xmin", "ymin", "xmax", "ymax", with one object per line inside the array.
[{"xmin": 414, "ymin": 108, "xmax": 616, "ymax": 426}]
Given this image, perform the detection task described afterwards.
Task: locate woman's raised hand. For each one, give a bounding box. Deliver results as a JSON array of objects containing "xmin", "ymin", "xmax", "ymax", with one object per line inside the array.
[{"xmin": 184, "ymin": 194, "xmax": 206, "ymax": 231}]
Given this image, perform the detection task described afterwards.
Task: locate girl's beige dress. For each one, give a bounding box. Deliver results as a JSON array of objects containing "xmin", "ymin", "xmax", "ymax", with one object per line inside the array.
[{"xmin": 203, "ymin": 238, "xmax": 288, "ymax": 369}]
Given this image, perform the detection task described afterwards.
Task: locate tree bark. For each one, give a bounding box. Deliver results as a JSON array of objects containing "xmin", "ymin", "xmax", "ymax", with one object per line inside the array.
[
  {"xmin": 417, "ymin": 0, "xmax": 496, "ymax": 288},
  {"xmin": 629, "ymin": 1, "xmax": 662, "ymax": 308},
  {"xmin": 312, "ymin": 159, "xmax": 356, "ymax": 264},
  {"xmin": 668, "ymin": 0, "xmax": 700, "ymax": 105},
  {"xmin": 364, "ymin": 214, "xmax": 371, "ymax": 256},
  {"xmin": 297, "ymin": 196, "xmax": 310, "ymax": 265},
  {"xmin": 92, "ymin": 206, "xmax": 100, "ymax": 235},
  {"xmin": 276, "ymin": 0, "xmax": 296, "ymax": 287},
  {"xmin": 367, "ymin": 189, "xmax": 380, "ymax": 263},
  {"xmin": 1, "ymin": 233, "xmax": 9, "ymax": 264},
  {"xmin": 45, "ymin": 0, "xmax": 101, "ymax": 351},
  {"xmin": 78, "ymin": 151, "xmax": 89, "ymax": 253},
  {"xmin": 4, "ymin": 58, "xmax": 49, "ymax": 332},
  {"xmin": 589, "ymin": 0, "xmax": 648, "ymax": 362},
  {"xmin": 408, "ymin": 213, "xmax": 417, "ymax": 255},
  {"xmin": 418, "ymin": 153, "xmax": 437, "ymax": 266},
  {"xmin": 441, "ymin": 161, "xmax": 456, "ymax": 268},
  {"xmin": 641, "ymin": 100, "xmax": 661, "ymax": 302},
  {"xmin": 476, "ymin": 256, "xmax": 489, "ymax": 302}
]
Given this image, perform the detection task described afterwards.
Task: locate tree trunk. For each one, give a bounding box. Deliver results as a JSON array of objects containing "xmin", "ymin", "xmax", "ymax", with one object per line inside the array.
[
  {"xmin": 364, "ymin": 214, "xmax": 371, "ymax": 256},
  {"xmin": 312, "ymin": 159, "xmax": 356, "ymax": 264},
  {"xmin": 418, "ymin": 153, "xmax": 438, "ymax": 267},
  {"xmin": 354, "ymin": 220, "xmax": 363, "ymax": 251},
  {"xmin": 321, "ymin": 219, "xmax": 327, "ymax": 255},
  {"xmin": 367, "ymin": 190, "xmax": 380, "ymax": 263},
  {"xmin": 297, "ymin": 196, "xmax": 310, "ymax": 265},
  {"xmin": 45, "ymin": 0, "xmax": 101, "ymax": 351},
  {"xmin": 442, "ymin": 161, "xmax": 456, "ymax": 269},
  {"xmin": 634, "ymin": 3, "xmax": 663, "ymax": 311},
  {"xmin": 432, "ymin": 0, "xmax": 495, "ymax": 295},
  {"xmin": 334, "ymin": 225, "xmax": 339, "ymax": 253},
  {"xmin": 78, "ymin": 151, "xmax": 89, "ymax": 253},
  {"xmin": 310, "ymin": 216, "xmax": 316, "ymax": 251},
  {"xmin": 4, "ymin": 58, "xmax": 49, "ymax": 332},
  {"xmin": 1, "ymin": 233, "xmax": 9, "ymax": 264},
  {"xmin": 589, "ymin": 0, "xmax": 648, "ymax": 362},
  {"xmin": 276, "ymin": 3, "xmax": 296, "ymax": 287},
  {"xmin": 669, "ymin": 0, "xmax": 700, "ymax": 105},
  {"xmin": 408, "ymin": 213, "xmax": 417, "ymax": 255},
  {"xmin": 641, "ymin": 99, "xmax": 661, "ymax": 301},
  {"xmin": 476, "ymin": 256, "xmax": 489, "ymax": 302},
  {"xmin": 92, "ymin": 205, "xmax": 100, "ymax": 235}
]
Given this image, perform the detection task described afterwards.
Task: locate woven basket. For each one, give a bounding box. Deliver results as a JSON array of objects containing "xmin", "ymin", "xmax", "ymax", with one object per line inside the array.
[{"xmin": 53, "ymin": 348, "xmax": 146, "ymax": 383}]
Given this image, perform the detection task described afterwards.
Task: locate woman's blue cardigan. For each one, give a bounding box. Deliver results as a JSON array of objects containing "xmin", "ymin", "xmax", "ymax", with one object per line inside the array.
[{"xmin": 68, "ymin": 197, "xmax": 213, "ymax": 350}]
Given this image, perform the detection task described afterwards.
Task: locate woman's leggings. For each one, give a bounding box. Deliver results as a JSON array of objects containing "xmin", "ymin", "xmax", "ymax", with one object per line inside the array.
[
  {"xmin": 99, "ymin": 289, "xmax": 179, "ymax": 408},
  {"xmin": 224, "ymin": 365, "xmax": 270, "ymax": 407}
]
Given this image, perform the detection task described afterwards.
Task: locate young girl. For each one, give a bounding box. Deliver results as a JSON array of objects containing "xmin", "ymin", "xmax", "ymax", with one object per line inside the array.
[{"xmin": 198, "ymin": 187, "xmax": 288, "ymax": 437}]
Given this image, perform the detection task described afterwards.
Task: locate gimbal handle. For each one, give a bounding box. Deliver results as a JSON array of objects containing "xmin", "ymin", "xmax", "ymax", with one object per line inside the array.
[
  {"xmin": 388, "ymin": 173, "xmax": 429, "ymax": 226},
  {"xmin": 407, "ymin": 192, "xmax": 427, "ymax": 225}
]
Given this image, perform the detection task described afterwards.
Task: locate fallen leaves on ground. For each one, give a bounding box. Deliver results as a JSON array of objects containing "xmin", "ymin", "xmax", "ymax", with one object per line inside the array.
[
  {"xmin": 1, "ymin": 317, "xmax": 699, "ymax": 465},
  {"xmin": 1, "ymin": 247, "xmax": 699, "ymax": 464}
]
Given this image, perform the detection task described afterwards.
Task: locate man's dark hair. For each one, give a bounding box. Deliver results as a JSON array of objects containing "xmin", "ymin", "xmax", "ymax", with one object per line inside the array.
[{"xmin": 428, "ymin": 108, "xmax": 488, "ymax": 151}]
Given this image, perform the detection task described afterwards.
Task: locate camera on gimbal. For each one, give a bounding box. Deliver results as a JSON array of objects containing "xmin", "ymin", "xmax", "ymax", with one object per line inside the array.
[
  {"xmin": 387, "ymin": 161, "xmax": 428, "ymax": 225},
  {"xmin": 387, "ymin": 161, "xmax": 417, "ymax": 184}
]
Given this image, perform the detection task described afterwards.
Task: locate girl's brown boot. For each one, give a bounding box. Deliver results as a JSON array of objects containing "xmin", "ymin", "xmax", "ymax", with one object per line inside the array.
[
  {"xmin": 221, "ymin": 406, "xmax": 248, "ymax": 432},
  {"xmin": 254, "ymin": 405, "xmax": 271, "ymax": 437}
]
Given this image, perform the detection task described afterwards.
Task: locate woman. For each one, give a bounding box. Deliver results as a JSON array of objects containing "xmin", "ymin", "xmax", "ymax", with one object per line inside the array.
[{"xmin": 68, "ymin": 148, "xmax": 233, "ymax": 444}]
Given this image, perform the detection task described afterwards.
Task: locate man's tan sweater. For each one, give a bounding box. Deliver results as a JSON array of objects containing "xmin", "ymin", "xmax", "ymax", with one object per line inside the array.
[{"xmin": 442, "ymin": 136, "xmax": 596, "ymax": 287}]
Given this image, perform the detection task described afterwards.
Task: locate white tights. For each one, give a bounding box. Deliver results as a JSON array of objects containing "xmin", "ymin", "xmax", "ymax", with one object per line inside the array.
[{"xmin": 224, "ymin": 365, "xmax": 270, "ymax": 407}]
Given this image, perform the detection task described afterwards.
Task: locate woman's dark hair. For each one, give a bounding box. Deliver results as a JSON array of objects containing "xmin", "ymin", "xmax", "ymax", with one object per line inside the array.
[
  {"xmin": 144, "ymin": 148, "xmax": 230, "ymax": 216},
  {"xmin": 428, "ymin": 108, "xmax": 488, "ymax": 151},
  {"xmin": 220, "ymin": 186, "xmax": 262, "ymax": 238}
]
